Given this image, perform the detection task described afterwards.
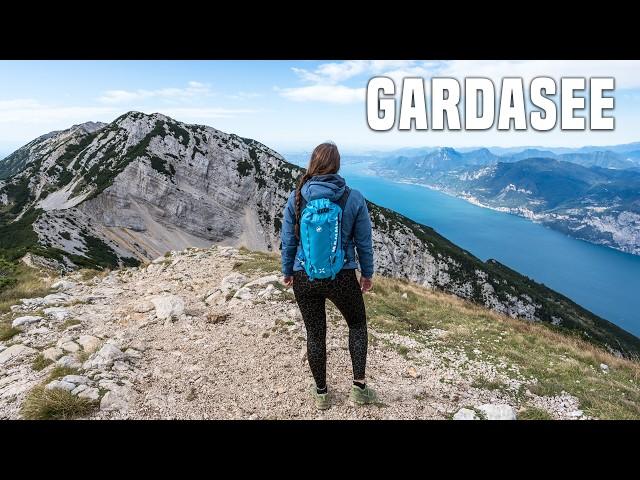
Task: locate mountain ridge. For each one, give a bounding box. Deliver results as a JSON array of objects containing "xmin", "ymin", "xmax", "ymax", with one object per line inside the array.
[{"xmin": 1, "ymin": 111, "xmax": 639, "ymax": 357}]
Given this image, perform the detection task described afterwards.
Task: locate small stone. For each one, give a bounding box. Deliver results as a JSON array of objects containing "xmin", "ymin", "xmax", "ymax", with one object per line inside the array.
[
  {"xmin": 473, "ymin": 349, "xmax": 482, "ymax": 355},
  {"xmin": 476, "ymin": 404, "xmax": 517, "ymax": 420},
  {"xmin": 11, "ymin": 316, "xmax": 43, "ymax": 328},
  {"xmin": 206, "ymin": 313, "xmax": 229, "ymax": 324},
  {"xmin": 600, "ymin": 363, "xmax": 609, "ymax": 373},
  {"xmin": 406, "ymin": 366, "xmax": 420, "ymax": 378},
  {"xmin": 0, "ymin": 344, "xmax": 37, "ymax": 365},
  {"xmin": 112, "ymin": 361, "xmax": 131, "ymax": 371},
  {"xmin": 568, "ymin": 410, "xmax": 584, "ymax": 418},
  {"xmin": 71, "ymin": 384, "xmax": 88, "ymax": 395},
  {"xmin": 42, "ymin": 347, "xmax": 64, "ymax": 362},
  {"xmin": 453, "ymin": 408, "xmax": 479, "ymax": 420},
  {"xmin": 61, "ymin": 341, "xmax": 80, "ymax": 353},
  {"xmin": 124, "ymin": 348, "xmax": 143, "ymax": 359},
  {"xmin": 241, "ymin": 327, "xmax": 252, "ymax": 336},
  {"xmin": 77, "ymin": 335, "xmax": 101, "ymax": 353},
  {"xmin": 28, "ymin": 326, "xmax": 50, "ymax": 335},
  {"xmin": 134, "ymin": 301, "xmax": 155, "ymax": 313},
  {"xmin": 287, "ymin": 308, "xmax": 302, "ymax": 321},
  {"xmin": 46, "ymin": 380, "xmax": 75, "ymax": 391},
  {"xmin": 78, "ymin": 387, "xmax": 100, "ymax": 401},
  {"xmin": 401, "ymin": 292, "xmax": 408, "ymax": 299}
]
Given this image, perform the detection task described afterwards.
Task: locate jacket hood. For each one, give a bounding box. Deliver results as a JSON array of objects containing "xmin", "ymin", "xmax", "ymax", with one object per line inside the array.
[{"xmin": 301, "ymin": 174, "xmax": 346, "ymax": 202}]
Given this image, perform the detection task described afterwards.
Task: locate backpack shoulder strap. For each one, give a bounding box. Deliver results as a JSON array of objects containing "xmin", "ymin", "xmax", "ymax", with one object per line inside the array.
[{"xmin": 336, "ymin": 186, "xmax": 351, "ymax": 211}]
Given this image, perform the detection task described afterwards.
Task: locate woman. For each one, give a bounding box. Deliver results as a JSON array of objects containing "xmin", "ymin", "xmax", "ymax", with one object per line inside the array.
[{"xmin": 280, "ymin": 142, "xmax": 377, "ymax": 410}]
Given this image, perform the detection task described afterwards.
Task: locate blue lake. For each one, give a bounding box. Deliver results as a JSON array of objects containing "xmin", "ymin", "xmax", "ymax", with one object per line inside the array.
[{"xmin": 289, "ymin": 157, "xmax": 640, "ymax": 336}]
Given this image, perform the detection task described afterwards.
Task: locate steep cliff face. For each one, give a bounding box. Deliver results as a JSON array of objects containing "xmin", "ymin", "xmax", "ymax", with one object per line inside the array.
[{"xmin": 1, "ymin": 111, "xmax": 638, "ymax": 357}]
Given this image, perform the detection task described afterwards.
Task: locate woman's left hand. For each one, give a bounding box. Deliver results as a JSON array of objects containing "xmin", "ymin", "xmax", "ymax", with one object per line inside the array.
[{"xmin": 282, "ymin": 276, "xmax": 294, "ymax": 288}]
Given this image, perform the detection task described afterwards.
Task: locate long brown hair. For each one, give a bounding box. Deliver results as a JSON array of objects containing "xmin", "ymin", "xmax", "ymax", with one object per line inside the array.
[{"xmin": 295, "ymin": 142, "xmax": 341, "ymax": 239}]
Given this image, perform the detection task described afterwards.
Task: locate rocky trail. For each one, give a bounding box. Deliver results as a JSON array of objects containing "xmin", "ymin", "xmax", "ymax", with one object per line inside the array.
[{"xmin": 0, "ymin": 246, "xmax": 588, "ymax": 420}]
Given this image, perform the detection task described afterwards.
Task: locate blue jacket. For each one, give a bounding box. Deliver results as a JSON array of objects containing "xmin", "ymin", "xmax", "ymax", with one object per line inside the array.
[{"xmin": 280, "ymin": 174, "xmax": 374, "ymax": 278}]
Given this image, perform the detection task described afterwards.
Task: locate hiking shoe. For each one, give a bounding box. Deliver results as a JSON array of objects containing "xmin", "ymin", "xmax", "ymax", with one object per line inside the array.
[
  {"xmin": 349, "ymin": 384, "xmax": 378, "ymax": 405},
  {"xmin": 309, "ymin": 385, "xmax": 330, "ymax": 410}
]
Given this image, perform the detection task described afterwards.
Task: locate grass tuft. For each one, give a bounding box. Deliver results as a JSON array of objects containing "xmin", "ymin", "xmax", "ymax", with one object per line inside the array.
[{"xmin": 20, "ymin": 385, "xmax": 98, "ymax": 420}]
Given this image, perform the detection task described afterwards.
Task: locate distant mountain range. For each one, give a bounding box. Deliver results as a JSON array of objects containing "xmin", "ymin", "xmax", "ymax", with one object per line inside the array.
[{"xmin": 373, "ymin": 147, "xmax": 640, "ymax": 255}]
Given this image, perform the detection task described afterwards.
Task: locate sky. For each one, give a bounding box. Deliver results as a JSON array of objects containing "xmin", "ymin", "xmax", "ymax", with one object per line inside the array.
[{"xmin": 1, "ymin": 60, "xmax": 640, "ymax": 155}]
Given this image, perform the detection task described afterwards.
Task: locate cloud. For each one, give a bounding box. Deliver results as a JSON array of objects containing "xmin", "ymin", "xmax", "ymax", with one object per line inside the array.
[
  {"xmin": 153, "ymin": 107, "xmax": 258, "ymax": 119},
  {"xmin": 279, "ymin": 60, "xmax": 640, "ymax": 105},
  {"xmin": 98, "ymin": 81, "xmax": 212, "ymax": 104},
  {"xmin": 225, "ymin": 91, "xmax": 262, "ymax": 101},
  {"xmin": 277, "ymin": 85, "xmax": 365, "ymax": 104},
  {"xmin": 0, "ymin": 99, "xmax": 119, "ymax": 123}
]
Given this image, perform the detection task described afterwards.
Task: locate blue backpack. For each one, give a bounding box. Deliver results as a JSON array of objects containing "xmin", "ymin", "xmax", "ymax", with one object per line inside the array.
[{"xmin": 297, "ymin": 187, "xmax": 351, "ymax": 280}]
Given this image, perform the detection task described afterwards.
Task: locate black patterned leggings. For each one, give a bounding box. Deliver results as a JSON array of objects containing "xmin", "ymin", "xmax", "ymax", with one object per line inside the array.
[{"xmin": 293, "ymin": 268, "xmax": 368, "ymax": 388}]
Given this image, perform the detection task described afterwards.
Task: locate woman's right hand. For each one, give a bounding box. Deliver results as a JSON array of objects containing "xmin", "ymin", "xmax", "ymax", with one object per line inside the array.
[
  {"xmin": 360, "ymin": 276, "xmax": 373, "ymax": 293},
  {"xmin": 283, "ymin": 276, "xmax": 294, "ymax": 288}
]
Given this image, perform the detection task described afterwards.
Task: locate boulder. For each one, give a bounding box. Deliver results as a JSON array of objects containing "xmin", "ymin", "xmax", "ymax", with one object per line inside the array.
[
  {"xmin": 60, "ymin": 341, "xmax": 81, "ymax": 353},
  {"xmin": 83, "ymin": 344, "xmax": 124, "ymax": 370},
  {"xmin": 43, "ymin": 307, "xmax": 70, "ymax": 321},
  {"xmin": 453, "ymin": 408, "xmax": 479, "ymax": 420},
  {"xmin": 56, "ymin": 355, "xmax": 83, "ymax": 370},
  {"xmin": 42, "ymin": 293, "xmax": 71, "ymax": 306},
  {"xmin": 11, "ymin": 316, "xmax": 43, "ymax": 328},
  {"xmin": 51, "ymin": 280, "xmax": 76, "ymax": 291},
  {"xmin": 77, "ymin": 335, "xmax": 101, "ymax": 353},
  {"xmin": 78, "ymin": 387, "xmax": 100, "ymax": 401},
  {"xmin": 61, "ymin": 375, "xmax": 90, "ymax": 385},
  {"xmin": 0, "ymin": 344, "xmax": 36, "ymax": 365},
  {"xmin": 477, "ymin": 404, "xmax": 517, "ymax": 420},
  {"xmin": 42, "ymin": 347, "xmax": 64, "ymax": 362},
  {"xmin": 45, "ymin": 380, "xmax": 75, "ymax": 392},
  {"xmin": 151, "ymin": 295, "xmax": 185, "ymax": 320},
  {"xmin": 100, "ymin": 386, "xmax": 132, "ymax": 412}
]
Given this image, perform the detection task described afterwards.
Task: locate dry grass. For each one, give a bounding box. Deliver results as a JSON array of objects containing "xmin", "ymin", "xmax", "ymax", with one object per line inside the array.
[
  {"xmin": 20, "ymin": 385, "xmax": 98, "ymax": 420},
  {"xmin": 0, "ymin": 263, "xmax": 52, "ymax": 313},
  {"xmin": 366, "ymin": 275, "xmax": 640, "ymax": 419},
  {"xmin": 233, "ymin": 248, "xmax": 280, "ymax": 274}
]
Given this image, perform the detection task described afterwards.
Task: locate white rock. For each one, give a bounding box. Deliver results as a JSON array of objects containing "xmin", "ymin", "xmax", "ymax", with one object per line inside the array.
[
  {"xmin": 43, "ymin": 307, "xmax": 70, "ymax": 321},
  {"xmin": 401, "ymin": 292, "xmax": 408, "ymax": 299},
  {"xmin": 62, "ymin": 375, "xmax": 90, "ymax": 385},
  {"xmin": 600, "ymin": 363, "xmax": 609, "ymax": 373},
  {"xmin": 28, "ymin": 326, "xmax": 50, "ymax": 335},
  {"xmin": 42, "ymin": 347, "xmax": 64, "ymax": 362},
  {"xmin": 151, "ymin": 295, "xmax": 185, "ymax": 320},
  {"xmin": 100, "ymin": 386, "xmax": 132, "ymax": 412},
  {"xmin": 51, "ymin": 280, "xmax": 76, "ymax": 291},
  {"xmin": 78, "ymin": 387, "xmax": 100, "ymax": 401},
  {"xmin": 83, "ymin": 343, "xmax": 124, "ymax": 370},
  {"xmin": 134, "ymin": 301, "xmax": 155, "ymax": 313},
  {"xmin": 233, "ymin": 287, "xmax": 253, "ymax": 300},
  {"xmin": 42, "ymin": 293, "xmax": 71, "ymax": 306},
  {"xmin": 220, "ymin": 272, "xmax": 247, "ymax": 291},
  {"xmin": 77, "ymin": 335, "xmax": 101, "ymax": 353},
  {"xmin": 71, "ymin": 384, "xmax": 88, "ymax": 395},
  {"xmin": 287, "ymin": 308, "xmax": 302, "ymax": 321},
  {"xmin": 125, "ymin": 348, "xmax": 143, "ymax": 359},
  {"xmin": 152, "ymin": 256, "xmax": 168, "ymax": 264},
  {"xmin": 477, "ymin": 404, "xmax": 517, "ymax": 420},
  {"xmin": 0, "ymin": 344, "xmax": 37, "ymax": 365},
  {"xmin": 112, "ymin": 361, "xmax": 131, "ymax": 371},
  {"xmin": 243, "ymin": 275, "xmax": 279, "ymax": 288},
  {"xmin": 56, "ymin": 355, "xmax": 82, "ymax": 370},
  {"xmin": 46, "ymin": 380, "xmax": 76, "ymax": 391},
  {"xmin": 61, "ymin": 341, "xmax": 80, "ymax": 353},
  {"xmin": 11, "ymin": 315, "xmax": 43, "ymax": 328},
  {"xmin": 568, "ymin": 410, "xmax": 584, "ymax": 418},
  {"xmin": 453, "ymin": 408, "xmax": 479, "ymax": 420}
]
